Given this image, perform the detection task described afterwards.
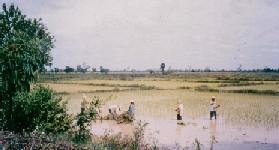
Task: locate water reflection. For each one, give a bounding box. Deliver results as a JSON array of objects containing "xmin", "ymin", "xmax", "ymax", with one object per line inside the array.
[
  {"xmin": 210, "ymin": 120, "xmax": 217, "ymax": 137},
  {"xmin": 210, "ymin": 120, "xmax": 217, "ymax": 150},
  {"xmin": 175, "ymin": 124, "xmax": 181, "ymax": 145},
  {"xmin": 90, "ymin": 117, "xmax": 279, "ymax": 149}
]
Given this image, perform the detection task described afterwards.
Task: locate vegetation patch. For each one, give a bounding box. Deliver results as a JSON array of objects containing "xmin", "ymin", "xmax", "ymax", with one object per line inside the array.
[
  {"xmin": 226, "ymin": 89, "xmax": 279, "ymax": 95},
  {"xmin": 103, "ymin": 111, "xmax": 135, "ymax": 124},
  {"xmin": 195, "ymin": 86, "xmax": 279, "ymax": 96},
  {"xmin": 218, "ymin": 82, "xmax": 264, "ymax": 87},
  {"xmin": 194, "ymin": 80, "xmax": 240, "ymax": 83},
  {"xmin": 178, "ymin": 86, "xmax": 191, "ymax": 89},
  {"xmin": 55, "ymin": 92, "xmax": 70, "ymax": 95}
]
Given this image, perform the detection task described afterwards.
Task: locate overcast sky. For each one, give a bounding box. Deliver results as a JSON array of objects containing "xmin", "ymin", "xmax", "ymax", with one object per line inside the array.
[{"xmin": 2, "ymin": 0, "xmax": 279, "ymax": 71}]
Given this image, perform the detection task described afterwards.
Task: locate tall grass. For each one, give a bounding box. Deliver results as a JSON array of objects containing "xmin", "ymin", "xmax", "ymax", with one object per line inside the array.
[{"xmin": 92, "ymin": 90, "xmax": 279, "ymax": 128}]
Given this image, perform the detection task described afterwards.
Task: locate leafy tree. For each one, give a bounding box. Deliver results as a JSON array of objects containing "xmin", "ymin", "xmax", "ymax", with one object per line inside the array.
[
  {"xmin": 0, "ymin": 3, "xmax": 55, "ymax": 130},
  {"xmin": 100, "ymin": 66, "xmax": 109, "ymax": 74},
  {"xmin": 65, "ymin": 66, "xmax": 74, "ymax": 73},
  {"xmin": 263, "ymin": 66, "xmax": 272, "ymax": 72}
]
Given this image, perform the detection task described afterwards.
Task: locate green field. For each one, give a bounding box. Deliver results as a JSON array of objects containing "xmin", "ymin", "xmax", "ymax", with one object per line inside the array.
[{"xmin": 37, "ymin": 72, "xmax": 279, "ymax": 129}]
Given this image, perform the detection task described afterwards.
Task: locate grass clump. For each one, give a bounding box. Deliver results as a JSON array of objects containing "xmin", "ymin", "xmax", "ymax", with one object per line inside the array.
[{"xmin": 103, "ymin": 111, "xmax": 135, "ymax": 124}]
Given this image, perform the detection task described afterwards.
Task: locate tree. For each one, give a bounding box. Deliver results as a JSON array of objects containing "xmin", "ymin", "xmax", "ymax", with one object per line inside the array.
[
  {"xmin": 65, "ymin": 66, "xmax": 74, "ymax": 73},
  {"xmin": 237, "ymin": 64, "xmax": 242, "ymax": 72},
  {"xmin": 0, "ymin": 3, "xmax": 55, "ymax": 130},
  {"xmin": 77, "ymin": 63, "xmax": 90, "ymax": 73},
  {"xmin": 263, "ymin": 66, "xmax": 272, "ymax": 72},
  {"xmin": 100, "ymin": 66, "xmax": 109, "ymax": 74},
  {"xmin": 204, "ymin": 66, "xmax": 210, "ymax": 72},
  {"xmin": 77, "ymin": 64, "xmax": 82, "ymax": 72},
  {"xmin": 160, "ymin": 63, "xmax": 165, "ymax": 75}
]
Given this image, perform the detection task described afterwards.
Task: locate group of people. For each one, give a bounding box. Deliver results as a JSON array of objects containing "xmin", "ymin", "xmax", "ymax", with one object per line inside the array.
[
  {"xmin": 175, "ymin": 96, "xmax": 220, "ymax": 122},
  {"xmin": 107, "ymin": 101, "xmax": 135, "ymax": 116},
  {"xmin": 81, "ymin": 95, "xmax": 220, "ymax": 122},
  {"xmin": 80, "ymin": 95, "xmax": 135, "ymax": 119}
]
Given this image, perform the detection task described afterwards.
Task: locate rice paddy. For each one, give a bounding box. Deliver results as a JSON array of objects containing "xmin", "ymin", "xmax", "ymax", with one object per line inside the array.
[{"xmin": 38, "ymin": 72, "xmax": 279, "ymax": 148}]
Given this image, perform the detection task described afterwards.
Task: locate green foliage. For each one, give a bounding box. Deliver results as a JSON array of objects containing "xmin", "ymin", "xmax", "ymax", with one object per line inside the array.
[
  {"xmin": 0, "ymin": 3, "xmax": 54, "ymax": 92},
  {"xmin": 7, "ymin": 84, "xmax": 72, "ymax": 133},
  {"xmin": 0, "ymin": 3, "xmax": 55, "ymax": 129},
  {"xmin": 74, "ymin": 96, "xmax": 104, "ymax": 144},
  {"xmin": 77, "ymin": 96, "xmax": 104, "ymax": 129},
  {"xmin": 88, "ymin": 96, "xmax": 102, "ymax": 120},
  {"xmin": 76, "ymin": 112, "xmax": 90, "ymax": 133},
  {"xmin": 77, "ymin": 96, "xmax": 102, "ymax": 130},
  {"xmin": 73, "ymin": 117, "xmax": 90, "ymax": 146},
  {"xmin": 74, "ymin": 112, "xmax": 92, "ymax": 145}
]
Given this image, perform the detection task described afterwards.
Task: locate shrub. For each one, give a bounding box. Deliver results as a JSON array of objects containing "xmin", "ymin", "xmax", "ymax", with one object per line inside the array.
[{"xmin": 5, "ymin": 84, "xmax": 72, "ymax": 133}]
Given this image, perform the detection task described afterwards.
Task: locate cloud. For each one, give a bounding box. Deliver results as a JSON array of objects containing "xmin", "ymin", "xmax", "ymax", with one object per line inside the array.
[{"xmin": 2, "ymin": 0, "xmax": 279, "ymax": 70}]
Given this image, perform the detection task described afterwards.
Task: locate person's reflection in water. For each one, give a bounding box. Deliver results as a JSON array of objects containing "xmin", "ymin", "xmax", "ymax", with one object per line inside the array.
[
  {"xmin": 210, "ymin": 120, "xmax": 216, "ymax": 135},
  {"xmin": 175, "ymin": 123, "xmax": 181, "ymax": 146},
  {"xmin": 210, "ymin": 120, "xmax": 218, "ymax": 150}
]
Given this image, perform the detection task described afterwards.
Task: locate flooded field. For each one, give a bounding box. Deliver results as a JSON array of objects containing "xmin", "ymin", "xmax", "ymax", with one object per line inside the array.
[
  {"xmin": 72, "ymin": 90, "xmax": 279, "ymax": 149},
  {"xmin": 90, "ymin": 117, "xmax": 279, "ymax": 149},
  {"xmin": 39, "ymin": 73, "xmax": 279, "ymax": 149}
]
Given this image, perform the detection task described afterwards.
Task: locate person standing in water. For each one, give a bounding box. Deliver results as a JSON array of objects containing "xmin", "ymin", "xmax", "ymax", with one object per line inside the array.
[
  {"xmin": 128, "ymin": 101, "xmax": 135, "ymax": 115},
  {"xmin": 81, "ymin": 95, "xmax": 88, "ymax": 114},
  {"xmin": 176, "ymin": 100, "xmax": 184, "ymax": 123},
  {"xmin": 210, "ymin": 96, "xmax": 220, "ymax": 120}
]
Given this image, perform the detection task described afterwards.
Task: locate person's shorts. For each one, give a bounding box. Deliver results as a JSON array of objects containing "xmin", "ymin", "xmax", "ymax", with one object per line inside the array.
[{"xmin": 177, "ymin": 114, "xmax": 182, "ymax": 120}]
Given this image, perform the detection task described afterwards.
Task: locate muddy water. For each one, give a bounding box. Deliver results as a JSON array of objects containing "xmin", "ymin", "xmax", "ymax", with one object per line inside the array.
[
  {"xmin": 90, "ymin": 120, "xmax": 135, "ymax": 136},
  {"xmin": 91, "ymin": 116, "xmax": 279, "ymax": 149}
]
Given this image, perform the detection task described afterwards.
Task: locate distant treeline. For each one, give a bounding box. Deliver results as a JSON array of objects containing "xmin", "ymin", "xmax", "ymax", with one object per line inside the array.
[{"xmin": 41, "ymin": 67, "xmax": 279, "ymax": 73}]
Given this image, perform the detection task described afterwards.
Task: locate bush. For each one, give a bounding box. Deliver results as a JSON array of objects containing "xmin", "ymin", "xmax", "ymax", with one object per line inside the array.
[{"xmin": 5, "ymin": 84, "xmax": 72, "ymax": 133}]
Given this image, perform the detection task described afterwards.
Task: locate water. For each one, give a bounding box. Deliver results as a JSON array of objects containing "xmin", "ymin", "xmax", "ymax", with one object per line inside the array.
[{"xmin": 90, "ymin": 116, "xmax": 279, "ymax": 149}]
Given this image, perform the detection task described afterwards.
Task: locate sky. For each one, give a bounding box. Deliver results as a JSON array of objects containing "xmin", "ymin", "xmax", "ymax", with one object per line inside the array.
[{"xmin": 2, "ymin": 0, "xmax": 279, "ymax": 71}]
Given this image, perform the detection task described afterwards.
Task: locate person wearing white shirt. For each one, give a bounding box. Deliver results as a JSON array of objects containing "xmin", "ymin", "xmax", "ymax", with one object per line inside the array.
[
  {"xmin": 210, "ymin": 96, "xmax": 220, "ymax": 120},
  {"xmin": 176, "ymin": 100, "xmax": 184, "ymax": 122},
  {"xmin": 109, "ymin": 105, "xmax": 120, "ymax": 114}
]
